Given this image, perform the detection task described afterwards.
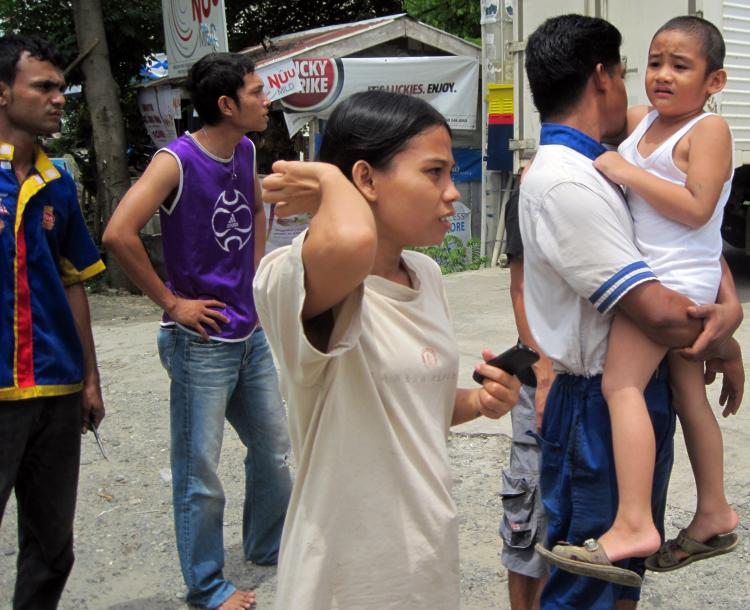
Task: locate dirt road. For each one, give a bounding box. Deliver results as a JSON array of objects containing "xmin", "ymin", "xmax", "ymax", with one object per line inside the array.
[{"xmin": 1, "ymin": 263, "xmax": 748, "ymax": 609}]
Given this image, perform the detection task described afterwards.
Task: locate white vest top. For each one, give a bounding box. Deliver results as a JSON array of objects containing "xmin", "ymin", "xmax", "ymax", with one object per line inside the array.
[{"xmin": 618, "ymin": 110, "xmax": 731, "ymax": 304}]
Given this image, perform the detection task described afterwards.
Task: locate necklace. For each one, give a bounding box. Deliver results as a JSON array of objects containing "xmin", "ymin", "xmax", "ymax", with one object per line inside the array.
[{"xmin": 229, "ymin": 154, "xmax": 237, "ymax": 181}]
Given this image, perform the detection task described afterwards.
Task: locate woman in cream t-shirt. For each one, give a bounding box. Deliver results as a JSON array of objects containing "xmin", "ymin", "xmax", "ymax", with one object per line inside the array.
[{"xmin": 254, "ymin": 91, "xmax": 520, "ymax": 610}]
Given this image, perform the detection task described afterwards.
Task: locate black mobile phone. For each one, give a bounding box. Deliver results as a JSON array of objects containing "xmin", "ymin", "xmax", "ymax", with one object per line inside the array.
[{"xmin": 472, "ymin": 341, "xmax": 540, "ymax": 386}]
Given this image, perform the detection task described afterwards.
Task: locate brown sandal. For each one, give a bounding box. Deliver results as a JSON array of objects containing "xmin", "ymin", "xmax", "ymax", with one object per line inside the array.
[
  {"xmin": 645, "ymin": 529, "xmax": 739, "ymax": 572},
  {"xmin": 535, "ymin": 539, "xmax": 642, "ymax": 588}
]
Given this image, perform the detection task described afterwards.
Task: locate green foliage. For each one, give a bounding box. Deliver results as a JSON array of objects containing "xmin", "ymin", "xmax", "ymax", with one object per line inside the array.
[
  {"xmin": 0, "ymin": 1, "xmax": 164, "ymax": 88},
  {"xmin": 0, "ymin": 0, "xmax": 166, "ymax": 249},
  {"xmin": 411, "ymin": 236, "xmax": 488, "ymax": 274},
  {"xmin": 403, "ymin": 0, "xmax": 481, "ymax": 44},
  {"xmin": 0, "ymin": 0, "xmax": 165, "ymax": 201}
]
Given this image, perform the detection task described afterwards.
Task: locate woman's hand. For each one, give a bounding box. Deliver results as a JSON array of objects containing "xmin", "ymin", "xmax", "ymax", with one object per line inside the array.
[
  {"xmin": 474, "ymin": 349, "xmax": 522, "ymax": 419},
  {"xmin": 262, "ymin": 160, "xmax": 343, "ymax": 218}
]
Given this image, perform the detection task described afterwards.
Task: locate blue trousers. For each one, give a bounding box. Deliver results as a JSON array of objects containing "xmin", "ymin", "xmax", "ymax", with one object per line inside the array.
[
  {"xmin": 157, "ymin": 326, "xmax": 292, "ymax": 609},
  {"xmin": 538, "ymin": 369, "xmax": 675, "ymax": 610}
]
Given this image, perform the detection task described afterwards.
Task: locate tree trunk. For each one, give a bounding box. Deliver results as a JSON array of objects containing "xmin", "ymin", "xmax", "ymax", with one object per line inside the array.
[{"xmin": 72, "ymin": 0, "xmax": 136, "ymax": 291}]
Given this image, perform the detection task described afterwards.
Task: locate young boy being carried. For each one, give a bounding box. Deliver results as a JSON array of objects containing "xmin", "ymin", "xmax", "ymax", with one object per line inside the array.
[{"xmin": 547, "ymin": 15, "xmax": 742, "ymax": 578}]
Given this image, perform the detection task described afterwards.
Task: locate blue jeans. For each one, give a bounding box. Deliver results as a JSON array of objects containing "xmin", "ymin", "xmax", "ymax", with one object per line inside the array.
[
  {"xmin": 538, "ymin": 368, "xmax": 675, "ymax": 610},
  {"xmin": 157, "ymin": 326, "xmax": 292, "ymax": 609}
]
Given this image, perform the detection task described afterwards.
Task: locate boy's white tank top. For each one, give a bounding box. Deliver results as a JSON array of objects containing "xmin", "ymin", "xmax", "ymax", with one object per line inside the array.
[{"xmin": 617, "ymin": 110, "xmax": 732, "ymax": 304}]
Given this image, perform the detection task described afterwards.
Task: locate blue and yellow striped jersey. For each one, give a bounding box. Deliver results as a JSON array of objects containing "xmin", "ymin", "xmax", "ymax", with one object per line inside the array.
[{"xmin": 0, "ymin": 143, "xmax": 105, "ymax": 400}]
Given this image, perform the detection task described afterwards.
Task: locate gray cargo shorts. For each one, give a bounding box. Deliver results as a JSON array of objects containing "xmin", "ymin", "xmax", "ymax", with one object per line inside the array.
[{"xmin": 499, "ymin": 384, "xmax": 549, "ymax": 579}]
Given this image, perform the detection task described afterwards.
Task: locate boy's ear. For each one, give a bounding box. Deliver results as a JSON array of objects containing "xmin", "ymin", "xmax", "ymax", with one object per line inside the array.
[
  {"xmin": 351, "ymin": 160, "xmax": 378, "ymax": 203},
  {"xmin": 707, "ymin": 68, "xmax": 728, "ymax": 95}
]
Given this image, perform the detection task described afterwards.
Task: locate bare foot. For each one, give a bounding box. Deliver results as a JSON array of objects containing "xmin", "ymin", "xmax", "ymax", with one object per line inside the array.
[
  {"xmin": 216, "ymin": 590, "xmax": 256, "ymax": 610},
  {"xmin": 598, "ymin": 523, "xmax": 662, "ymax": 562},
  {"xmin": 668, "ymin": 507, "xmax": 739, "ymax": 562}
]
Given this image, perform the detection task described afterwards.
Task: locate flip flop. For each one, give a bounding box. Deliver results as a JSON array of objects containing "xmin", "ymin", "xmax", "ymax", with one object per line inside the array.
[
  {"xmin": 645, "ymin": 529, "xmax": 739, "ymax": 572},
  {"xmin": 535, "ymin": 539, "xmax": 642, "ymax": 588}
]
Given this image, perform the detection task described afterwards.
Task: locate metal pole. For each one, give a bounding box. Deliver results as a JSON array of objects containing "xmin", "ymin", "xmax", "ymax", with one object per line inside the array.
[{"xmin": 481, "ymin": 1, "xmax": 514, "ymax": 262}]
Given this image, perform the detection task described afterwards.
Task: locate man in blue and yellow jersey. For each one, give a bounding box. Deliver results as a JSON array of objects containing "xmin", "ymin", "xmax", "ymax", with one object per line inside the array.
[{"xmin": 0, "ymin": 34, "xmax": 105, "ymax": 610}]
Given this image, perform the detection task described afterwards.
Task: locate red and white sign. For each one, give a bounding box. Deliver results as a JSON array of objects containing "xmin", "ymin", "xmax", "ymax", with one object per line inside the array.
[
  {"xmin": 161, "ymin": 0, "xmax": 229, "ymax": 78},
  {"xmin": 281, "ymin": 56, "xmax": 479, "ymax": 135},
  {"xmin": 281, "ymin": 58, "xmax": 344, "ymax": 112},
  {"xmin": 256, "ymin": 59, "xmax": 303, "ymax": 103}
]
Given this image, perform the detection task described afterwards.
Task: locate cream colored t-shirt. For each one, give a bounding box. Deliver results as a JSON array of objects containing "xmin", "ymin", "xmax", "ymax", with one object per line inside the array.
[{"xmin": 254, "ymin": 231, "xmax": 461, "ymax": 610}]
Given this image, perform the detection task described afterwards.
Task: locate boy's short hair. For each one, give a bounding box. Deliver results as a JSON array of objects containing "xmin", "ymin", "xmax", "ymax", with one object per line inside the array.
[
  {"xmin": 525, "ymin": 14, "xmax": 622, "ymax": 123},
  {"xmin": 186, "ymin": 53, "xmax": 256, "ymax": 126},
  {"xmin": 0, "ymin": 34, "xmax": 65, "ymax": 86},
  {"xmin": 654, "ymin": 16, "xmax": 725, "ymax": 74}
]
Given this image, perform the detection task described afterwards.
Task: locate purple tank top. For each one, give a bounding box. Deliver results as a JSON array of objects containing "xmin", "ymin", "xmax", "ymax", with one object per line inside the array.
[{"xmin": 158, "ymin": 133, "xmax": 258, "ymax": 341}]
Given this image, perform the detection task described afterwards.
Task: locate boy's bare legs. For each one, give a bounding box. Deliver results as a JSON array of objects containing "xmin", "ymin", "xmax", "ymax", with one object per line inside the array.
[
  {"xmin": 600, "ymin": 314, "xmax": 666, "ymax": 561},
  {"xmin": 508, "ymin": 571, "xmax": 544, "ymax": 610},
  {"xmin": 667, "ymin": 353, "xmax": 738, "ymax": 558}
]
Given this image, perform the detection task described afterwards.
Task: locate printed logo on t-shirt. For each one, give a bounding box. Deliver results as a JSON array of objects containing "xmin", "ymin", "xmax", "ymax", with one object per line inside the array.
[
  {"xmin": 211, "ymin": 188, "xmax": 253, "ymax": 252},
  {"xmin": 421, "ymin": 347, "xmax": 439, "ymax": 368},
  {"xmin": 42, "ymin": 205, "xmax": 55, "ymax": 230},
  {"xmin": 0, "ymin": 198, "xmax": 8, "ymax": 216}
]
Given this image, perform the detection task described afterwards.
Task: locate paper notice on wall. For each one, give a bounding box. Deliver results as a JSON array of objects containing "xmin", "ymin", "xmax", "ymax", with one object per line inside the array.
[{"xmin": 138, "ymin": 86, "xmax": 181, "ymax": 147}]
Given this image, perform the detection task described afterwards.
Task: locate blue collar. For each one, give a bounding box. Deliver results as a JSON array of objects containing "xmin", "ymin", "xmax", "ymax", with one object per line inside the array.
[{"xmin": 539, "ymin": 123, "xmax": 606, "ymax": 160}]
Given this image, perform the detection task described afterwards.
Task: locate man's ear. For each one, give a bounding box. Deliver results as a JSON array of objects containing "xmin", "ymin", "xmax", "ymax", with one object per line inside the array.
[
  {"xmin": 351, "ymin": 160, "xmax": 378, "ymax": 203},
  {"xmin": 592, "ymin": 63, "xmax": 609, "ymax": 93},
  {"xmin": 707, "ymin": 68, "xmax": 728, "ymax": 95},
  {"xmin": 217, "ymin": 95, "xmax": 235, "ymax": 118}
]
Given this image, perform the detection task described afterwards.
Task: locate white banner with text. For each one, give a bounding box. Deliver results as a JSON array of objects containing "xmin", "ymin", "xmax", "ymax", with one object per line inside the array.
[{"xmin": 281, "ymin": 56, "xmax": 479, "ymax": 136}]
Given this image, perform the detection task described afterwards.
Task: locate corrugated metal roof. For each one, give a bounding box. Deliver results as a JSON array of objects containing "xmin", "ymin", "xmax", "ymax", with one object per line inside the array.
[
  {"xmin": 242, "ymin": 14, "xmax": 405, "ymax": 67},
  {"xmin": 243, "ymin": 13, "xmax": 479, "ymax": 69}
]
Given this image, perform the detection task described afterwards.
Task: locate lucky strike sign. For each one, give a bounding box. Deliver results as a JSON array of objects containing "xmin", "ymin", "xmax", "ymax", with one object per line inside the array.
[
  {"xmin": 281, "ymin": 56, "xmax": 479, "ymax": 135},
  {"xmin": 282, "ymin": 58, "xmax": 345, "ymax": 112},
  {"xmin": 161, "ymin": 0, "xmax": 229, "ymax": 78}
]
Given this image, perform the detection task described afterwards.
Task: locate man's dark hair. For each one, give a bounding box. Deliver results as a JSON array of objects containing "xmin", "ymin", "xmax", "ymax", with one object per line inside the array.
[
  {"xmin": 525, "ymin": 14, "xmax": 622, "ymax": 122},
  {"xmin": 654, "ymin": 15, "xmax": 725, "ymax": 74},
  {"xmin": 318, "ymin": 90, "xmax": 451, "ymax": 180},
  {"xmin": 186, "ymin": 53, "xmax": 256, "ymax": 126},
  {"xmin": 0, "ymin": 35, "xmax": 65, "ymax": 86}
]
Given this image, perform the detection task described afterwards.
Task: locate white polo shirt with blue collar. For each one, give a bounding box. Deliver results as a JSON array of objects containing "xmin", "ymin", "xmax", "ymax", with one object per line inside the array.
[{"xmin": 519, "ymin": 124, "xmax": 658, "ymax": 377}]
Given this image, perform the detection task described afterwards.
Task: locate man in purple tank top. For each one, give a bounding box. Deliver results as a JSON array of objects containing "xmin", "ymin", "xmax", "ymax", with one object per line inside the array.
[{"xmin": 104, "ymin": 53, "xmax": 292, "ymax": 610}]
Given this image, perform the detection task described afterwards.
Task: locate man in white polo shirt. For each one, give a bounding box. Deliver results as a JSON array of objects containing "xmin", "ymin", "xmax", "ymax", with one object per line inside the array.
[{"xmin": 520, "ymin": 14, "xmax": 744, "ymax": 610}]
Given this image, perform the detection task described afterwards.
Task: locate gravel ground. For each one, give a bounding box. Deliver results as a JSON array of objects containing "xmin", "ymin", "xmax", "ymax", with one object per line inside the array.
[{"xmin": 1, "ymin": 270, "xmax": 748, "ymax": 609}]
